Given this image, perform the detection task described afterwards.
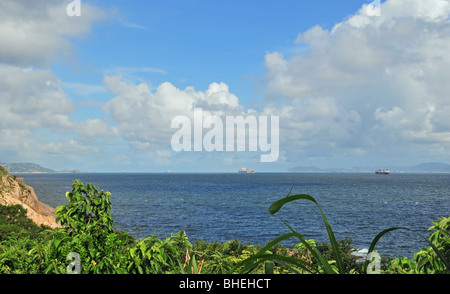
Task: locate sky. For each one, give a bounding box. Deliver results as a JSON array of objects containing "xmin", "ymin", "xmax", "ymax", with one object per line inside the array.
[{"xmin": 1, "ymin": 0, "xmax": 450, "ymax": 172}]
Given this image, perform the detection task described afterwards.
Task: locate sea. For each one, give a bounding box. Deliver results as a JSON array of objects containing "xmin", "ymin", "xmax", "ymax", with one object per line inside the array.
[{"xmin": 16, "ymin": 172, "xmax": 450, "ymax": 259}]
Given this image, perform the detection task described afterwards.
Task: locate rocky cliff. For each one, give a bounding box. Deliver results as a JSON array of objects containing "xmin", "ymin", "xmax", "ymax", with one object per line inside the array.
[{"xmin": 0, "ymin": 165, "xmax": 61, "ymax": 228}]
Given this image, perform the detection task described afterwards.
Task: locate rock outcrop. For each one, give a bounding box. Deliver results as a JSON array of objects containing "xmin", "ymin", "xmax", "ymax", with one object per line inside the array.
[{"xmin": 0, "ymin": 166, "xmax": 61, "ymax": 228}]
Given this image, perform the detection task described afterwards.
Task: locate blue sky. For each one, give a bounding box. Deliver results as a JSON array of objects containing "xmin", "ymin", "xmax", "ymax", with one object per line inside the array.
[
  {"xmin": 58, "ymin": 0, "xmax": 368, "ymax": 101},
  {"xmin": 1, "ymin": 0, "xmax": 450, "ymax": 172}
]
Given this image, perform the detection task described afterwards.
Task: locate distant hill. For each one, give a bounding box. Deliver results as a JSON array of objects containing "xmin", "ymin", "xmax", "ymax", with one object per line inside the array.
[
  {"xmin": 0, "ymin": 163, "xmax": 55, "ymax": 173},
  {"xmin": 286, "ymin": 162, "xmax": 450, "ymax": 173},
  {"xmin": 0, "ymin": 162, "xmax": 86, "ymax": 173}
]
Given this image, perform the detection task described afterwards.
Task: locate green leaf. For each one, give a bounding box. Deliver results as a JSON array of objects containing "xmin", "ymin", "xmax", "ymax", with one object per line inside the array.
[
  {"xmin": 268, "ymin": 194, "xmax": 316, "ymax": 215},
  {"xmin": 264, "ymin": 261, "xmax": 274, "ymax": 274},
  {"xmin": 268, "ymin": 194, "xmax": 345, "ymax": 274}
]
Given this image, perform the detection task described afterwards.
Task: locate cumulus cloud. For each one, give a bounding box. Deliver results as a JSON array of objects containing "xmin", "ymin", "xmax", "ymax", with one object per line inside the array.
[
  {"xmin": 0, "ymin": 64, "xmax": 119, "ymax": 159},
  {"xmin": 0, "ymin": 65, "xmax": 73, "ymax": 129},
  {"xmin": 103, "ymin": 75, "xmax": 246, "ymax": 150},
  {"xmin": 262, "ymin": 0, "xmax": 450, "ymax": 165},
  {"xmin": 0, "ymin": 0, "xmax": 114, "ymax": 165},
  {"xmin": 0, "ymin": 0, "xmax": 106, "ymax": 66}
]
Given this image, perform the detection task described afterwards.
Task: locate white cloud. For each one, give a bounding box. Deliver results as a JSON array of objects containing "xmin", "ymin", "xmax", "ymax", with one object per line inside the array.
[
  {"xmin": 75, "ymin": 119, "xmax": 119, "ymax": 138},
  {"xmin": 0, "ymin": 65, "xmax": 119, "ymax": 161},
  {"xmin": 0, "ymin": 65, "xmax": 74, "ymax": 130},
  {"xmin": 0, "ymin": 0, "xmax": 106, "ymax": 66},
  {"xmin": 262, "ymin": 0, "xmax": 450, "ymax": 164},
  {"xmin": 0, "ymin": 0, "xmax": 115, "ymax": 166},
  {"xmin": 103, "ymin": 75, "xmax": 246, "ymax": 151}
]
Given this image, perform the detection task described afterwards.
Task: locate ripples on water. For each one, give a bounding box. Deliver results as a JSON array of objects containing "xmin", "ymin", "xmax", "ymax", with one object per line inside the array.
[{"xmin": 18, "ymin": 172, "xmax": 450, "ymax": 259}]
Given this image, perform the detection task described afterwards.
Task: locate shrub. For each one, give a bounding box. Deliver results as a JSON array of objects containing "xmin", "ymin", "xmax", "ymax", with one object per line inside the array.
[
  {"xmin": 2, "ymin": 180, "xmax": 448, "ymax": 274},
  {"xmin": 233, "ymin": 193, "xmax": 450, "ymax": 275},
  {"xmin": 0, "ymin": 204, "xmax": 44, "ymax": 241},
  {"xmin": 384, "ymin": 215, "xmax": 450, "ymax": 274}
]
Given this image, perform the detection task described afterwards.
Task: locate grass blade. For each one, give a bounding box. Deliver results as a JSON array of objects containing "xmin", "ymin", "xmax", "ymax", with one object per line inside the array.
[
  {"xmin": 363, "ymin": 227, "xmax": 407, "ymax": 273},
  {"xmin": 228, "ymin": 232, "xmax": 321, "ymax": 274},
  {"xmin": 268, "ymin": 194, "xmax": 345, "ymax": 274},
  {"xmin": 364, "ymin": 226, "xmax": 450, "ymax": 273},
  {"xmin": 367, "ymin": 227, "xmax": 408, "ymax": 254}
]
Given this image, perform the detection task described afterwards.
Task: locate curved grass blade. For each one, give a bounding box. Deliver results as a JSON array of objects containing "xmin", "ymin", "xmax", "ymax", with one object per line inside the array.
[
  {"xmin": 363, "ymin": 227, "xmax": 407, "ymax": 273},
  {"xmin": 364, "ymin": 226, "xmax": 450, "ymax": 273},
  {"xmin": 367, "ymin": 227, "xmax": 408, "ymax": 255},
  {"xmin": 424, "ymin": 239, "xmax": 450, "ymax": 272},
  {"xmin": 413, "ymin": 230, "xmax": 450, "ymax": 272},
  {"xmin": 268, "ymin": 194, "xmax": 346, "ymax": 274},
  {"xmin": 277, "ymin": 217, "xmax": 335, "ymax": 273},
  {"xmin": 228, "ymin": 232, "xmax": 321, "ymax": 274}
]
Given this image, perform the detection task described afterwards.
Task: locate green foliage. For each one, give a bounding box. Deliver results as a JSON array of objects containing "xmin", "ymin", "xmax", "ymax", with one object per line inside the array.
[
  {"xmin": 52, "ymin": 180, "xmax": 136, "ymax": 273},
  {"xmin": 190, "ymin": 239, "xmax": 265, "ymax": 274},
  {"xmin": 422, "ymin": 216, "xmax": 450, "ymax": 272},
  {"xmin": 382, "ymin": 215, "xmax": 450, "ymax": 274},
  {"xmin": 232, "ymin": 194, "xmax": 349, "ymax": 274},
  {"xmin": 0, "ymin": 165, "xmax": 8, "ymax": 176},
  {"xmin": 0, "ymin": 203, "xmax": 53, "ymax": 273},
  {"xmin": 126, "ymin": 232, "xmax": 189, "ymax": 274},
  {"xmin": 1, "ymin": 180, "xmax": 448, "ymax": 274},
  {"xmin": 233, "ymin": 193, "xmax": 449, "ymax": 275},
  {"xmin": 0, "ymin": 204, "xmax": 45, "ymax": 241},
  {"xmin": 55, "ymin": 180, "xmax": 114, "ymax": 235},
  {"xmin": 316, "ymin": 238, "xmax": 362, "ymax": 273}
]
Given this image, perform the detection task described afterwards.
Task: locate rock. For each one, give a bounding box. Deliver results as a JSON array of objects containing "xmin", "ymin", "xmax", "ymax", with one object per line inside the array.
[{"xmin": 0, "ymin": 166, "xmax": 61, "ymax": 228}]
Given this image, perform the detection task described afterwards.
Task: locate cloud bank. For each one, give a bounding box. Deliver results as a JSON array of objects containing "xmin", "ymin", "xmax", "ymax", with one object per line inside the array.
[
  {"xmin": 0, "ymin": 1, "xmax": 113, "ymax": 164},
  {"xmin": 262, "ymin": 0, "xmax": 450, "ymax": 166}
]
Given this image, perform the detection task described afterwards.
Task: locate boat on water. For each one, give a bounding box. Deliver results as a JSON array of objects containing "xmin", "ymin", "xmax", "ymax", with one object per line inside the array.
[
  {"xmin": 238, "ymin": 168, "xmax": 255, "ymax": 174},
  {"xmin": 375, "ymin": 169, "xmax": 391, "ymax": 174}
]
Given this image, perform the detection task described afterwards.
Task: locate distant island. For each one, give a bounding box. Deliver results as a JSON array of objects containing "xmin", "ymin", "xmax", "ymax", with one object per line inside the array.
[
  {"xmin": 285, "ymin": 162, "xmax": 450, "ymax": 173},
  {"xmin": 0, "ymin": 162, "xmax": 87, "ymax": 174}
]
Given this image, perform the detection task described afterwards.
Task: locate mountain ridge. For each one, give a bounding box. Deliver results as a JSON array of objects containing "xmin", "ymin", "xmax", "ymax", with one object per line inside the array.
[{"xmin": 0, "ymin": 162, "xmax": 86, "ymax": 174}]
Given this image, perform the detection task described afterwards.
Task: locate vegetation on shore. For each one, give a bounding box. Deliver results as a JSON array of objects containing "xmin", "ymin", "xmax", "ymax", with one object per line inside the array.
[{"xmin": 0, "ymin": 180, "xmax": 448, "ymax": 274}]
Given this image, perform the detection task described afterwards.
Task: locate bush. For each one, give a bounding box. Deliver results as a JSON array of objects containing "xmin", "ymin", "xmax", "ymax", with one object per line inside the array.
[
  {"xmin": 1, "ymin": 181, "xmax": 448, "ymax": 274},
  {"xmin": 385, "ymin": 215, "xmax": 450, "ymax": 274},
  {"xmin": 316, "ymin": 238, "xmax": 362, "ymax": 273},
  {"xmin": 233, "ymin": 193, "xmax": 449, "ymax": 275},
  {"xmin": 0, "ymin": 204, "xmax": 45, "ymax": 241}
]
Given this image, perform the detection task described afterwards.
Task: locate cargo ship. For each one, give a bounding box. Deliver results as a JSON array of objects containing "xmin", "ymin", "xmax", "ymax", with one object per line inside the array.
[
  {"xmin": 238, "ymin": 168, "xmax": 255, "ymax": 174},
  {"xmin": 375, "ymin": 169, "xmax": 391, "ymax": 174}
]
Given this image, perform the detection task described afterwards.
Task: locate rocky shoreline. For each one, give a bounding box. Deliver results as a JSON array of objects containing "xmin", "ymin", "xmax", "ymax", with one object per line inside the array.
[{"xmin": 0, "ymin": 166, "xmax": 61, "ymax": 228}]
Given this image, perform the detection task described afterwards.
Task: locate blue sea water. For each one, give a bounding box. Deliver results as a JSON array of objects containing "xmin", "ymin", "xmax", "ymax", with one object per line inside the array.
[{"xmin": 17, "ymin": 172, "xmax": 450, "ymax": 259}]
